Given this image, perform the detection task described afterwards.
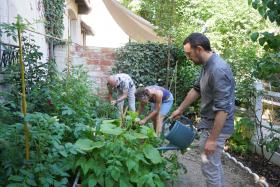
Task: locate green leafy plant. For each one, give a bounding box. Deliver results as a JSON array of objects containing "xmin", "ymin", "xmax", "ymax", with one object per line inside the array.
[
  {"xmin": 114, "ymin": 43, "xmax": 179, "ymax": 87},
  {"xmin": 249, "ymin": 0, "xmax": 280, "ymax": 90},
  {"xmin": 73, "ymin": 112, "xmax": 180, "ymax": 186},
  {"xmin": 114, "ymin": 42, "xmax": 196, "ymax": 108},
  {"xmin": 0, "ymin": 112, "xmax": 79, "ymax": 187},
  {"xmin": 227, "ymin": 117, "xmax": 255, "ymax": 155}
]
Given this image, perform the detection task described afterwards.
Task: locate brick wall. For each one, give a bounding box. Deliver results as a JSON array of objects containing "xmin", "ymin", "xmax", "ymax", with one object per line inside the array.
[{"xmin": 55, "ymin": 44, "xmax": 116, "ymax": 99}]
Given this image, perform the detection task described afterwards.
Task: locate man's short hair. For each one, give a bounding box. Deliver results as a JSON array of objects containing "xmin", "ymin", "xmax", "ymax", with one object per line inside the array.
[{"xmin": 183, "ymin": 33, "xmax": 212, "ymax": 51}]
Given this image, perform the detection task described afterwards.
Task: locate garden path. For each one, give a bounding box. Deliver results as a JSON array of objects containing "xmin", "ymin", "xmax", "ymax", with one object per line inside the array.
[{"xmin": 166, "ymin": 140, "xmax": 258, "ymax": 187}]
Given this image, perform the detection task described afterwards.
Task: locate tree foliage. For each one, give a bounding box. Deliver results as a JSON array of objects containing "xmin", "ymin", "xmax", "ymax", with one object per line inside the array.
[
  {"xmin": 120, "ymin": 0, "xmax": 274, "ymax": 106},
  {"xmin": 249, "ymin": 0, "xmax": 280, "ymax": 90}
]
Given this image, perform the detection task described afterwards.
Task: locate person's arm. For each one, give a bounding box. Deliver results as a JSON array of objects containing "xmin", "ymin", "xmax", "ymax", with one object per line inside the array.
[
  {"xmin": 204, "ymin": 111, "xmax": 228, "ymax": 153},
  {"xmin": 107, "ymin": 84, "xmax": 113, "ymax": 101},
  {"xmin": 111, "ymin": 79, "xmax": 130, "ymax": 105},
  {"xmin": 137, "ymin": 101, "xmax": 146, "ymax": 114},
  {"xmin": 170, "ymin": 88, "xmax": 200, "ymax": 119},
  {"xmin": 117, "ymin": 91, "xmax": 128, "ymax": 102},
  {"xmin": 111, "ymin": 90, "xmax": 128, "ymax": 105},
  {"xmin": 140, "ymin": 91, "xmax": 162, "ymax": 124}
]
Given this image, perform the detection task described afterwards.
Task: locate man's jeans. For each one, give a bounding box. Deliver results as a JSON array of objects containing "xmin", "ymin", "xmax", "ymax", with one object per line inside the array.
[{"xmin": 199, "ymin": 129, "xmax": 231, "ymax": 187}]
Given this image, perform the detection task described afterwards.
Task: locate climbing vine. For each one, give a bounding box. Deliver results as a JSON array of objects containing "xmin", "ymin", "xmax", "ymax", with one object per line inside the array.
[{"xmin": 43, "ymin": 0, "xmax": 65, "ymax": 59}]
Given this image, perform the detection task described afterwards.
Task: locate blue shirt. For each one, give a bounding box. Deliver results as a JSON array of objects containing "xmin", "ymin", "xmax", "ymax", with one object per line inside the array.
[
  {"xmin": 193, "ymin": 53, "xmax": 235, "ymax": 134},
  {"xmin": 147, "ymin": 85, "xmax": 172, "ymax": 103}
]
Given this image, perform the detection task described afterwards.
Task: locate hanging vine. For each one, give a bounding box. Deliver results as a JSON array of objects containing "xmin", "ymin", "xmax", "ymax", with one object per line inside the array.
[{"xmin": 43, "ymin": 0, "xmax": 65, "ymax": 58}]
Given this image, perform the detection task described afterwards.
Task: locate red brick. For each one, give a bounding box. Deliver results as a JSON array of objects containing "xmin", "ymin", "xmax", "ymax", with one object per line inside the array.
[
  {"xmin": 90, "ymin": 53, "xmax": 102, "ymax": 60},
  {"xmin": 100, "ymin": 65, "xmax": 112, "ymax": 72},
  {"xmin": 102, "ymin": 52, "xmax": 115, "ymax": 61},
  {"xmin": 101, "ymin": 48, "xmax": 115, "ymax": 53},
  {"xmin": 100, "ymin": 60, "xmax": 113, "ymax": 66},
  {"xmin": 87, "ymin": 59, "xmax": 100, "ymax": 65}
]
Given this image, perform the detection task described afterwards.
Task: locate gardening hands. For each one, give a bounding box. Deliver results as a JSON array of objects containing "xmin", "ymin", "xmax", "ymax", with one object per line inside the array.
[
  {"xmin": 204, "ymin": 138, "xmax": 217, "ymax": 156},
  {"xmin": 111, "ymin": 100, "xmax": 117, "ymax": 105},
  {"xmin": 170, "ymin": 108, "xmax": 183, "ymax": 120},
  {"xmin": 138, "ymin": 119, "xmax": 147, "ymax": 125}
]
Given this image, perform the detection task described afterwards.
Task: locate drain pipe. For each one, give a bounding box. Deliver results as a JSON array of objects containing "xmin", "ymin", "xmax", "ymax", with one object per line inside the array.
[{"xmin": 223, "ymin": 151, "xmax": 269, "ymax": 187}]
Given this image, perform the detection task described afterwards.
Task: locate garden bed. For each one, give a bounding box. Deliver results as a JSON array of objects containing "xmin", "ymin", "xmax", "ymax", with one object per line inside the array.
[{"xmin": 228, "ymin": 150, "xmax": 280, "ymax": 186}]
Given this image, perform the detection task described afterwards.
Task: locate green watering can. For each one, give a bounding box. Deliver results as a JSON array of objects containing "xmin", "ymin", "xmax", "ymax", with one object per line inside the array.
[{"xmin": 158, "ymin": 116, "xmax": 196, "ymax": 151}]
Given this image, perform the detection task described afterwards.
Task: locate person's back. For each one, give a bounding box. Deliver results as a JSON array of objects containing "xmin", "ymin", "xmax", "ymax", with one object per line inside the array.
[
  {"xmin": 107, "ymin": 73, "xmax": 136, "ymax": 113},
  {"xmin": 146, "ymin": 85, "xmax": 171, "ymax": 103},
  {"xmin": 113, "ymin": 73, "xmax": 135, "ymax": 92}
]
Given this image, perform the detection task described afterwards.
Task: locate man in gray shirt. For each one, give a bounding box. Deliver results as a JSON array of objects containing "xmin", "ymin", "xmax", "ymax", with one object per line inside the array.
[{"xmin": 171, "ymin": 33, "xmax": 235, "ymax": 187}]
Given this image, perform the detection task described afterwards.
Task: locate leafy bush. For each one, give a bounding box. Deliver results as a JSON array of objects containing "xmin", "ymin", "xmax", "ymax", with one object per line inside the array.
[
  {"xmin": 114, "ymin": 42, "xmax": 179, "ymax": 87},
  {"xmin": 114, "ymin": 42, "xmax": 199, "ymax": 110},
  {"xmin": 0, "ymin": 113, "xmax": 79, "ymax": 187},
  {"xmin": 227, "ymin": 117, "xmax": 255, "ymax": 155},
  {"xmin": 73, "ymin": 112, "xmax": 180, "ymax": 186}
]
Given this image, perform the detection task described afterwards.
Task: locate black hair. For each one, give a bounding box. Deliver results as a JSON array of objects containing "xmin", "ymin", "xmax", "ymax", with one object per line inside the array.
[{"xmin": 183, "ymin": 32, "xmax": 212, "ymax": 51}]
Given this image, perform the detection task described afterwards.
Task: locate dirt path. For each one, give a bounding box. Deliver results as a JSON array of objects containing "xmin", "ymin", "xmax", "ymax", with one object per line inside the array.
[{"xmin": 166, "ymin": 140, "xmax": 257, "ymax": 187}]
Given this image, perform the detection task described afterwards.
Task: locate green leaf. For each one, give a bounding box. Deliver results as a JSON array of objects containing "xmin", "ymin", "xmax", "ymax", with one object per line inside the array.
[
  {"xmin": 143, "ymin": 144, "xmax": 162, "ymax": 164},
  {"xmin": 8, "ymin": 175, "xmax": 24, "ymax": 182},
  {"xmin": 119, "ymin": 176, "xmax": 133, "ymax": 187},
  {"xmin": 258, "ymin": 6, "xmax": 266, "ymax": 17},
  {"xmin": 26, "ymin": 178, "xmax": 37, "ymax": 186},
  {"xmin": 6, "ymin": 184, "xmax": 23, "ymax": 187},
  {"xmin": 126, "ymin": 159, "xmax": 138, "ymax": 173},
  {"xmin": 100, "ymin": 123, "xmax": 123, "ymax": 136},
  {"xmin": 75, "ymin": 138, "xmax": 104, "ymax": 151},
  {"xmin": 88, "ymin": 174, "xmax": 97, "ymax": 187},
  {"xmin": 111, "ymin": 167, "xmax": 121, "ymax": 181},
  {"xmin": 250, "ymin": 32, "xmax": 259, "ymax": 42},
  {"xmin": 259, "ymin": 37, "xmax": 266, "ymax": 46},
  {"xmin": 124, "ymin": 133, "xmax": 137, "ymax": 141},
  {"xmin": 78, "ymin": 158, "xmax": 89, "ymax": 175},
  {"xmin": 133, "ymin": 132, "xmax": 148, "ymax": 139},
  {"xmin": 91, "ymin": 159, "xmax": 106, "ymax": 177},
  {"xmin": 139, "ymin": 126, "xmax": 157, "ymax": 138},
  {"xmin": 105, "ymin": 177, "xmax": 115, "ymax": 187}
]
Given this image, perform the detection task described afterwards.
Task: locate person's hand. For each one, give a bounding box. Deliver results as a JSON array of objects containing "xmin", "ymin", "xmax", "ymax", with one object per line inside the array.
[
  {"xmin": 204, "ymin": 138, "xmax": 217, "ymax": 156},
  {"xmin": 139, "ymin": 119, "xmax": 147, "ymax": 125},
  {"xmin": 111, "ymin": 100, "xmax": 117, "ymax": 105},
  {"xmin": 170, "ymin": 108, "xmax": 183, "ymax": 120}
]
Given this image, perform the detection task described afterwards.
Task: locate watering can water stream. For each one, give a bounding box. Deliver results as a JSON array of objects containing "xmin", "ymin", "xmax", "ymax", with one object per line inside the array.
[{"xmin": 158, "ymin": 116, "xmax": 197, "ymax": 151}]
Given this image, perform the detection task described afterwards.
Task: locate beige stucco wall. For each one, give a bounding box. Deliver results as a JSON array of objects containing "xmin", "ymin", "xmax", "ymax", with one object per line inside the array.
[
  {"xmin": 63, "ymin": 0, "xmax": 83, "ymax": 45},
  {"xmin": 0, "ymin": 0, "xmax": 48, "ymax": 62}
]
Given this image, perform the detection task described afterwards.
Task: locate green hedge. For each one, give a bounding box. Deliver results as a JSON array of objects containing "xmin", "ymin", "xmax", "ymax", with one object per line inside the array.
[{"xmin": 114, "ymin": 42, "xmax": 200, "ymax": 108}]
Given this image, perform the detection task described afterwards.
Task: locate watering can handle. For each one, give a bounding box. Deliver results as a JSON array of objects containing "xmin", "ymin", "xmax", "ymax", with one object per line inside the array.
[{"xmin": 179, "ymin": 115, "xmax": 194, "ymax": 129}]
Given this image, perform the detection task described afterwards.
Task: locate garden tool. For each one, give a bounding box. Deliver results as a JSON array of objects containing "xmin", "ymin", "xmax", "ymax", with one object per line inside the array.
[{"xmin": 158, "ymin": 115, "xmax": 196, "ymax": 151}]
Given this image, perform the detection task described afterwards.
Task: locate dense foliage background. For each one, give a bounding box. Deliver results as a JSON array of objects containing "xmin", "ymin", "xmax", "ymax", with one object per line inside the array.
[
  {"xmin": 1, "ymin": 0, "xmax": 280, "ymax": 186},
  {"xmin": 119, "ymin": 0, "xmax": 278, "ymax": 107}
]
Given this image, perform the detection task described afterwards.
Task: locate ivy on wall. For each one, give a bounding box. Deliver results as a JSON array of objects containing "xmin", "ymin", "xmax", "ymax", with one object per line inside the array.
[
  {"xmin": 114, "ymin": 43, "xmax": 178, "ymax": 87},
  {"xmin": 114, "ymin": 42, "xmax": 200, "ymax": 107},
  {"xmin": 43, "ymin": 0, "xmax": 65, "ymax": 43}
]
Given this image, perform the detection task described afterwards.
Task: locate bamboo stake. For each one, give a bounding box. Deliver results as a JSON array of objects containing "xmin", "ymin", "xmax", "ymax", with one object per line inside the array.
[
  {"xmin": 17, "ymin": 18, "xmax": 30, "ymax": 160},
  {"xmin": 174, "ymin": 60, "xmax": 178, "ymax": 104},
  {"xmin": 67, "ymin": 18, "xmax": 71, "ymax": 78}
]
